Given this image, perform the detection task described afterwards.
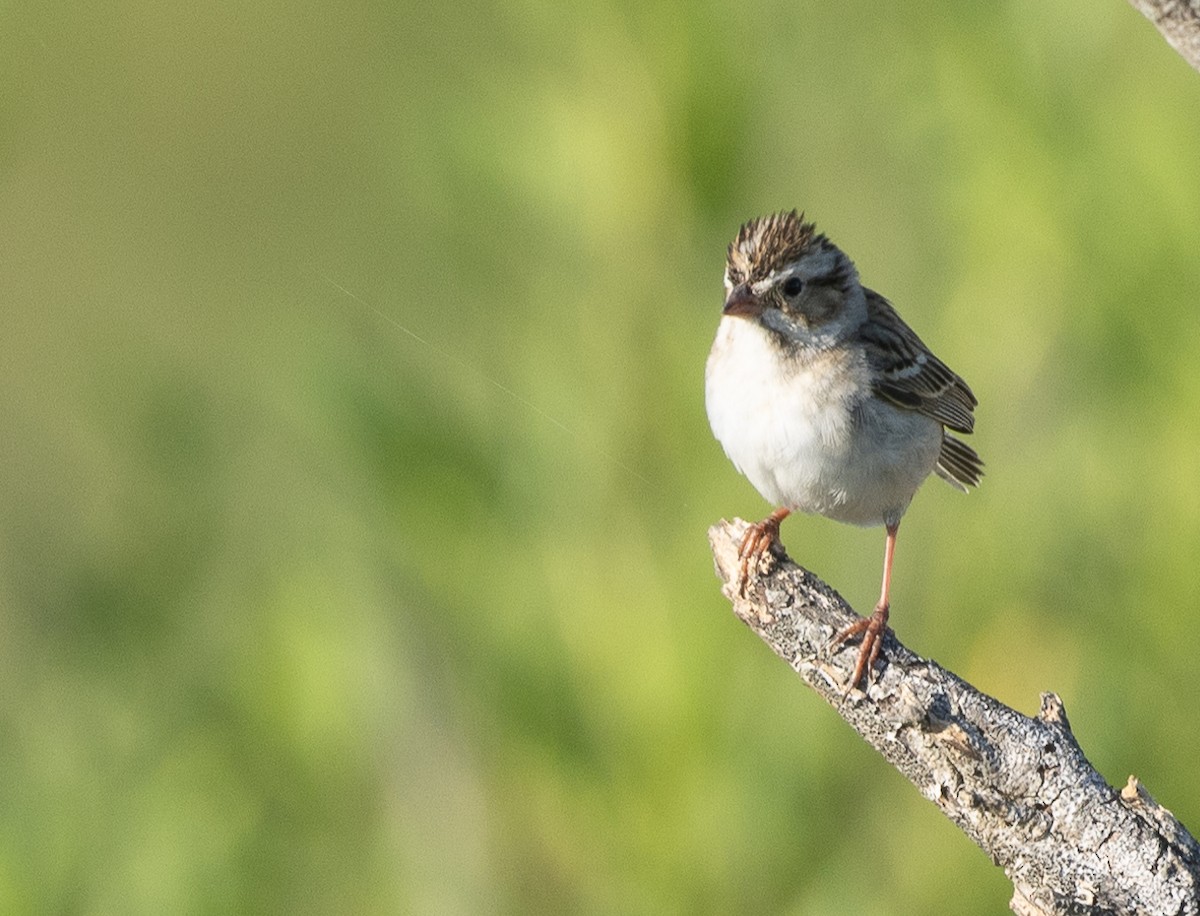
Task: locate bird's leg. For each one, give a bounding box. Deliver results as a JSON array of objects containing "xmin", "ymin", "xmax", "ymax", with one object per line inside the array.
[
  {"xmin": 736, "ymin": 507, "xmax": 791, "ymax": 595},
  {"xmin": 832, "ymin": 521, "xmax": 899, "ymax": 690}
]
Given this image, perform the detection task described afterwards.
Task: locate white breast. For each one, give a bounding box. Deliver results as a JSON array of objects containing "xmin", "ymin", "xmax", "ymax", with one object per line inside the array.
[{"xmin": 705, "ymin": 316, "xmax": 942, "ymax": 527}]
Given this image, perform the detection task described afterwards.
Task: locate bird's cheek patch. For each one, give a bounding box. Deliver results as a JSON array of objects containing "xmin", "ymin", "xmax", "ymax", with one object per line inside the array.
[{"xmin": 798, "ymin": 286, "xmax": 842, "ymax": 325}]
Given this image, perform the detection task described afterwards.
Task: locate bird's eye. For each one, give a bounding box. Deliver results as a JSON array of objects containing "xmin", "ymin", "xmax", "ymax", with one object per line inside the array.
[{"xmin": 781, "ymin": 276, "xmax": 804, "ymax": 297}]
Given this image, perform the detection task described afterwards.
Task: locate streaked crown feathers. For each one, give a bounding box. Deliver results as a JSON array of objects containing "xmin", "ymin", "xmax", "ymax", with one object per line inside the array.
[{"xmin": 726, "ymin": 210, "xmax": 831, "ymax": 285}]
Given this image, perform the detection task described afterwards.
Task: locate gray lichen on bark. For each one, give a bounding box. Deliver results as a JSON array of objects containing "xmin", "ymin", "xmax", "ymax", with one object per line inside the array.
[
  {"xmin": 710, "ymin": 518, "xmax": 1200, "ymax": 915},
  {"xmin": 1129, "ymin": 0, "xmax": 1200, "ymax": 72}
]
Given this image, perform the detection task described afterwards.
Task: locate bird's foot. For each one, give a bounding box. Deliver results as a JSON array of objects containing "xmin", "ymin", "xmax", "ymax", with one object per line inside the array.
[
  {"xmin": 736, "ymin": 509, "xmax": 790, "ymax": 596},
  {"xmin": 831, "ymin": 601, "xmax": 890, "ymax": 692}
]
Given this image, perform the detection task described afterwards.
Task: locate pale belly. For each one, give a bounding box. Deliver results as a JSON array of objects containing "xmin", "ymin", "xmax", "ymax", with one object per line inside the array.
[{"xmin": 706, "ymin": 318, "xmax": 942, "ymax": 527}]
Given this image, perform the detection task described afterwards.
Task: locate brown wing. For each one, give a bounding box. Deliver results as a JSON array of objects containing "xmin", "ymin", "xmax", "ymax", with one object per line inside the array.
[{"xmin": 858, "ymin": 289, "xmax": 977, "ymax": 434}]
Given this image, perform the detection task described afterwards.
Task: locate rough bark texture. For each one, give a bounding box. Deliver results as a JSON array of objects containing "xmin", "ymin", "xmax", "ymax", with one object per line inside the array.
[
  {"xmin": 710, "ymin": 518, "xmax": 1200, "ymax": 916},
  {"xmin": 1129, "ymin": 0, "xmax": 1200, "ymax": 71}
]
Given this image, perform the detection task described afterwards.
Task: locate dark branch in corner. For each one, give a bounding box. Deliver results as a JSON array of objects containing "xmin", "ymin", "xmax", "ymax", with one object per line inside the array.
[
  {"xmin": 1128, "ymin": 0, "xmax": 1200, "ymax": 72},
  {"xmin": 709, "ymin": 518, "xmax": 1200, "ymax": 916}
]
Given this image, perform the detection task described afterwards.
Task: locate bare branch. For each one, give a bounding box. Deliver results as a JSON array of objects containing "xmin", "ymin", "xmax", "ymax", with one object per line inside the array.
[
  {"xmin": 710, "ymin": 518, "xmax": 1200, "ymax": 916},
  {"xmin": 1129, "ymin": 0, "xmax": 1200, "ymax": 72}
]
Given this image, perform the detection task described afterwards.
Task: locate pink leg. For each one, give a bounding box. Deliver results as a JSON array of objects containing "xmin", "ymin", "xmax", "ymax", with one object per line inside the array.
[
  {"xmin": 832, "ymin": 521, "xmax": 899, "ymax": 689},
  {"xmin": 736, "ymin": 507, "xmax": 791, "ymax": 595}
]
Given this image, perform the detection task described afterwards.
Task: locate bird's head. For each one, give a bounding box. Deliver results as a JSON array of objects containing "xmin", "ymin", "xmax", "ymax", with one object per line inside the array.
[{"xmin": 722, "ymin": 210, "xmax": 865, "ymax": 348}]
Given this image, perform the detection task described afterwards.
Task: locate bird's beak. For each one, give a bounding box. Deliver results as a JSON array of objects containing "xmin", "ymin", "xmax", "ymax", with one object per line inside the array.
[{"xmin": 722, "ymin": 284, "xmax": 762, "ymax": 318}]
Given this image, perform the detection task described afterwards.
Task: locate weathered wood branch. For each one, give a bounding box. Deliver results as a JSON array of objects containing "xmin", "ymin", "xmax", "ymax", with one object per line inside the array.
[
  {"xmin": 1128, "ymin": 0, "xmax": 1200, "ymax": 72},
  {"xmin": 710, "ymin": 518, "xmax": 1200, "ymax": 916}
]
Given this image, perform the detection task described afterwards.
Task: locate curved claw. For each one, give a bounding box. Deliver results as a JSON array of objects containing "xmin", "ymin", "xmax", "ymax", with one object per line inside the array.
[
  {"xmin": 735, "ymin": 508, "xmax": 790, "ymax": 596},
  {"xmin": 831, "ymin": 602, "xmax": 890, "ymax": 691}
]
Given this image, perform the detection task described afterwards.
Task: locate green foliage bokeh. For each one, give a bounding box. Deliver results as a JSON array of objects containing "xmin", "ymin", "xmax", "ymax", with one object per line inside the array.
[{"xmin": 2, "ymin": 1, "xmax": 1199, "ymax": 913}]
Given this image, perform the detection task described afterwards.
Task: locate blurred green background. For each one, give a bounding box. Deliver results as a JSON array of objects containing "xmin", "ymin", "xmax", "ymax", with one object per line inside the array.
[{"xmin": 2, "ymin": 1, "xmax": 1199, "ymax": 913}]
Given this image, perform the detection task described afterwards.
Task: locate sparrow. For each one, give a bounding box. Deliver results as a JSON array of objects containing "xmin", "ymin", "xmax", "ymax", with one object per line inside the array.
[{"xmin": 705, "ymin": 211, "xmax": 982, "ymax": 689}]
